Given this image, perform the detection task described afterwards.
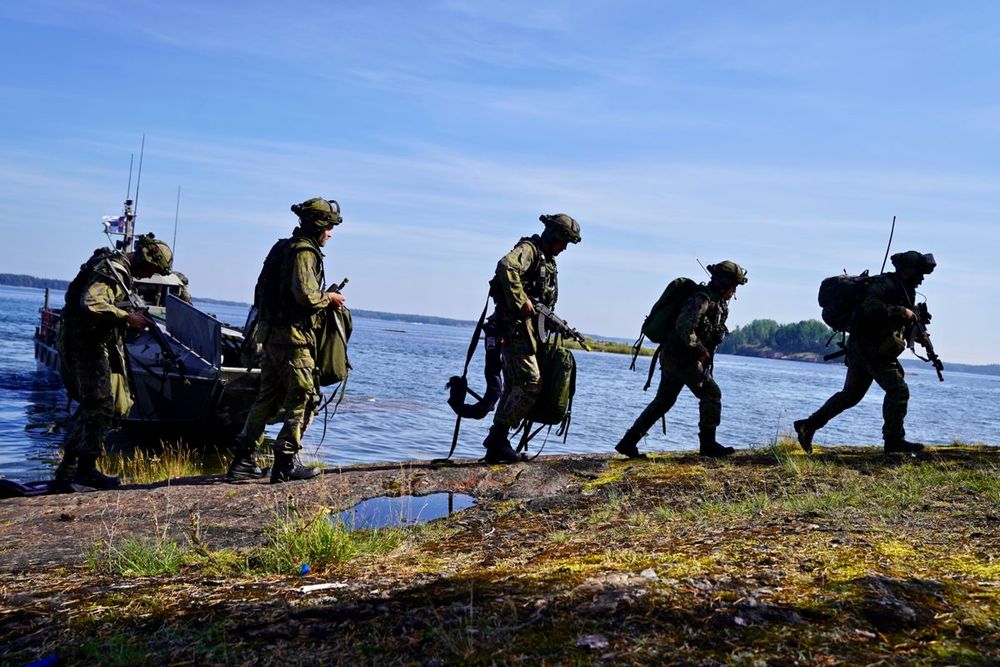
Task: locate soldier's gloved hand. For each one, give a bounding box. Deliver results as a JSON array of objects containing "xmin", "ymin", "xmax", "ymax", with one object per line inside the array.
[
  {"xmin": 695, "ymin": 344, "xmax": 711, "ymax": 366},
  {"xmin": 126, "ymin": 310, "xmax": 154, "ymax": 331},
  {"xmin": 519, "ymin": 301, "xmax": 536, "ymax": 318},
  {"xmin": 903, "ymin": 308, "xmax": 918, "ymax": 323},
  {"xmin": 328, "ymin": 292, "xmax": 346, "ymax": 310}
]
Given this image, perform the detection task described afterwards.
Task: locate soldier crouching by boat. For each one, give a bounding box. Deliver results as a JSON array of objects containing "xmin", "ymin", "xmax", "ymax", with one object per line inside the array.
[
  {"xmin": 55, "ymin": 234, "xmax": 174, "ymax": 490},
  {"xmin": 615, "ymin": 261, "xmax": 748, "ymax": 459},
  {"xmin": 480, "ymin": 214, "xmax": 582, "ymax": 463},
  {"xmin": 227, "ymin": 197, "xmax": 346, "ymax": 483}
]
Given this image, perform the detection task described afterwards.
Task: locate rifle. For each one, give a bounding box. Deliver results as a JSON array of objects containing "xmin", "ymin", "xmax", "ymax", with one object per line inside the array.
[
  {"xmin": 104, "ymin": 256, "xmax": 188, "ymax": 384},
  {"xmin": 532, "ymin": 301, "xmax": 591, "ymax": 351},
  {"xmin": 904, "ymin": 298, "xmax": 944, "ymax": 382},
  {"xmin": 116, "ymin": 292, "xmax": 190, "ymax": 384}
]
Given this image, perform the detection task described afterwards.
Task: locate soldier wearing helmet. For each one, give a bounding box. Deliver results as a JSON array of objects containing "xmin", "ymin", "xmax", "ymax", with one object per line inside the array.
[
  {"xmin": 227, "ymin": 197, "xmax": 345, "ymax": 483},
  {"xmin": 614, "ymin": 260, "xmax": 748, "ymax": 459},
  {"xmin": 54, "ymin": 234, "xmax": 173, "ymax": 490},
  {"xmin": 795, "ymin": 251, "xmax": 937, "ymax": 454},
  {"xmin": 481, "ymin": 213, "xmax": 582, "ymax": 463}
]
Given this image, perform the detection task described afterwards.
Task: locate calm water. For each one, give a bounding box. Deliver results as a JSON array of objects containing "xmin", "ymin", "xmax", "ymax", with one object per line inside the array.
[{"xmin": 1, "ymin": 285, "xmax": 998, "ymax": 482}]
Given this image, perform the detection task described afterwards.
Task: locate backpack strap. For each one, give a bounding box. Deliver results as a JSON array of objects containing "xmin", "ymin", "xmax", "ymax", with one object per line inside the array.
[
  {"xmin": 629, "ymin": 332, "xmax": 646, "ymax": 371},
  {"xmin": 434, "ymin": 289, "xmax": 493, "ymax": 465},
  {"xmin": 643, "ymin": 344, "xmax": 662, "ymax": 391}
]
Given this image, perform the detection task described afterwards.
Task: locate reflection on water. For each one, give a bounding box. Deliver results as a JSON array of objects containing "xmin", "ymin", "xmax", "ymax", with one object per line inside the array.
[
  {"xmin": 2, "ymin": 285, "xmax": 999, "ymax": 483},
  {"xmin": 337, "ymin": 492, "xmax": 476, "ymax": 529}
]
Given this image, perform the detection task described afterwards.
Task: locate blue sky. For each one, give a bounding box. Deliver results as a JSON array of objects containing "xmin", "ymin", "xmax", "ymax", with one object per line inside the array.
[{"xmin": 1, "ymin": 1, "xmax": 998, "ymax": 363}]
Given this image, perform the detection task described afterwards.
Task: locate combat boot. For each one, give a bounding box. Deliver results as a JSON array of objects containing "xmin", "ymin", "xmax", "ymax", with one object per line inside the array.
[
  {"xmin": 73, "ymin": 455, "xmax": 121, "ymax": 490},
  {"xmin": 884, "ymin": 439, "xmax": 925, "ymax": 454},
  {"xmin": 698, "ymin": 429, "xmax": 734, "ymax": 458},
  {"xmin": 270, "ymin": 449, "xmax": 320, "ymax": 484},
  {"xmin": 614, "ymin": 427, "xmax": 647, "ymax": 459},
  {"xmin": 227, "ymin": 439, "xmax": 265, "ymax": 480},
  {"xmin": 793, "ymin": 419, "xmax": 816, "ymax": 454},
  {"xmin": 482, "ymin": 424, "xmax": 523, "ymax": 464}
]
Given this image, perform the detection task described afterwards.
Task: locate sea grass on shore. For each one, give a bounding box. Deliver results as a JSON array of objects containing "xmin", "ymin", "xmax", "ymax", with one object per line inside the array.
[{"xmin": 1, "ymin": 441, "xmax": 998, "ymax": 665}]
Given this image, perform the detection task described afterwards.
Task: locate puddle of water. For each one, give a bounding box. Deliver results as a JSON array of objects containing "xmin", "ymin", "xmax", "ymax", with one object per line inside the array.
[{"xmin": 336, "ymin": 492, "xmax": 476, "ymax": 530}]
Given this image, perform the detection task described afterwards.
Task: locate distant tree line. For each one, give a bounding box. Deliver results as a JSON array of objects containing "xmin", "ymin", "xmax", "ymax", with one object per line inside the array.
[
  {"xmin": 718, "ymin": 319, "xmax": 834, "ymax": 358},
  {"xmin": 0, "ymin": 274, "xmax": 69, "ymax": 290}
]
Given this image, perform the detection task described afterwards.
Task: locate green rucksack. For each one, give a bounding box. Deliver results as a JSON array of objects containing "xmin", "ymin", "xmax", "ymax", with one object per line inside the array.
[
  {"xmin": 527, "ymin": 341, "xmax": 577, "ymax": 427},
  {"xmin": 630, "ymin": 277, "xmax": 704, "ymax": 391},
  {"xmin": 316, "ymin": 306, "xmax": 352, "ymax": 387},
  {"xmin": 641, "ymin": 277, "xmax": 701, "ymax": 343}
]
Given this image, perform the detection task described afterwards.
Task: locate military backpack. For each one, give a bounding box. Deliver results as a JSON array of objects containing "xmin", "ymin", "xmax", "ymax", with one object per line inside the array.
[
  {"xmin": 818, "ymin": 271, "xmax": 871, "ymax": 333},
  {"xmin": 316, "ymin": 306, "xmax": 352, "ymax": 387},
  {"xmin": 641, "ymin": 277, "xmax": 702, "ymax": 343}
]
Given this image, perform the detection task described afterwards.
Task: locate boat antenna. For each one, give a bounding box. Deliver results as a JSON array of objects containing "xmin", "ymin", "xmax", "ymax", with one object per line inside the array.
[
  {"xmin": 172, "ymin": 185, "xmax": 181, "ymax": 255},
  {"xmin": 128, "ymin": 134, "xmax": 146, "ymax": 252},
  {"xmin": 880, "ymin": 215, "xmax": 896, "ymax": 273},
  {"xmin": 125, "ymin": 153, "xmax": 134, "ymax": 202}
]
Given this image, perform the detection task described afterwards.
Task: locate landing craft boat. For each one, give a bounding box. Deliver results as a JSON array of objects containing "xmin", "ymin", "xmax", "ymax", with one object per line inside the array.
[{"xmin": 33, "ymin": 197, "xmax": 260, "ymax": 436}]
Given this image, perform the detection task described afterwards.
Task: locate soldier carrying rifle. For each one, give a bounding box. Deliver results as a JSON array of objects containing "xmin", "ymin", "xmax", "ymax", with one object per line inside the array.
[
  {"xmin": 795, "ymin": 251, "xmax": 939, "ymax": 454},
  {"xmin": 481, "ymin": 214, "xmax": 582, "ymax": 463}
]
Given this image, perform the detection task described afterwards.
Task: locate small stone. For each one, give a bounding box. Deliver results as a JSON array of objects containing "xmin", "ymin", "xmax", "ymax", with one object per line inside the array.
[
  {"xmin": 640, "ymin": 568, "xmax": 659, "ymax": 581},
  {"xmin": 576, "ymin": 634, "xmax": 609, "ymax": 651}
]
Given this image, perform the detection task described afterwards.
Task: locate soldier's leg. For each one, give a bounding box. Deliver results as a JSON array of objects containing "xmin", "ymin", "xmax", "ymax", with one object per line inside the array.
[
  {"xmin": 615, "ymin": 361, "xmax": 684, "ymax": 458},
  {"xmin": 71, "ymin": 345, "xmax": 120, "ymax": 488},
  {"xmin": 681, "ymin": 367, "xmax": 731, "ymax": 456},
  {"xmin": 624, "ymin": 357, "xmax": 686, "ymax": 438},
  {"xmin": 804, "ymin": 358, "xmax": 874, "ymax": 431},
  {"xmin": 229, "ymin": 349, "xmax": 284, "ymax": 479},
  {"xmin": 871, "ymin": 359, "xmax": 912, "ymax": 449},
  {"xmin": 492, "ymin": 348, "xmax": 541, "ymax": 429},
  {"xmin": 484, "ymin": 338, "xmax": 539, "ymax": 462},
  {"xmin": 270, "ymin": 346, "xmax": 321, "ymax": 483}
]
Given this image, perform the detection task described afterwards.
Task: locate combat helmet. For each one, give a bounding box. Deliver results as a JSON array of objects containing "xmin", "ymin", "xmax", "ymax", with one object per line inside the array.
[
  {"xmin": 707, "ymin": 260, "xmax": 748, "ymax": 286},
  {"xmin": 891, "ymin": 251, "xmax": 936, "ymax": 275},
  {"xmin": 133, "ymin": 233, "xmax": 173, "ymax": 275},
  {"xmin": 540, "ymin": 213, "xmax": 582, "ymax": 244},
  {"xmin": 292, "ymin": 197, "xmax": 343, "ymax": 231}
]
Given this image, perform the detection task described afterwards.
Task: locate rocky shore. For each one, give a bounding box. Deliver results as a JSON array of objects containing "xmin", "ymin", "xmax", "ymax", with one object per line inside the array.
[{"xmin": 2, "ymin": 442, "xmax": 998, "ymax": 664}]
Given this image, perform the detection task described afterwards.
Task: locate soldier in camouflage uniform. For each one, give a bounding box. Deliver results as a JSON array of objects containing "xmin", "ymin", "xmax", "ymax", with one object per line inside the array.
[
  {"xmin": 615, "ymin": 261, "xmax": 748, "ymax": 459},
  {"xmin": 227, "ymin": 197, "xmax": 346, "ymax": 483},
  {"xmin": 794, "ymin": 251, "xmax": 936, "ymax": 454},
  {"xmin": 481, "ymin": 214, "xmax": 582, "ymax": 463},
  {"xmin": 56, "ymin": 234, "xmax": 173, "ymax": 489}
]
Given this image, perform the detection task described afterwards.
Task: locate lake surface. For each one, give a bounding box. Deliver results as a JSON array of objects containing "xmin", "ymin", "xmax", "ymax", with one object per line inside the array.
[{"xmin": 1, "ymin": 285, "xmax": 997, "ymax": 482}]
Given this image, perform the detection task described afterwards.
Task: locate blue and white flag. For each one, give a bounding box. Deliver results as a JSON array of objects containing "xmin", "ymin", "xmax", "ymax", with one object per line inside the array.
[{"xmin": 102, "ymin": 215, "xmax": 127, "ymax": 234}]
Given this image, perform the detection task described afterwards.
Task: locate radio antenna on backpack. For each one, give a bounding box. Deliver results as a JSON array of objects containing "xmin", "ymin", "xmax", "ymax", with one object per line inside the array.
[
  {"xmin": 880, "ymin": 215, "xmax": 896, "ymax": 273},
  {"xmin": 696, "ymin": 258, "xmax": 711, "ymax": 276},
  {"xmin": 129, "ymin": 134, "xmax": 146, "ymax": 252}
]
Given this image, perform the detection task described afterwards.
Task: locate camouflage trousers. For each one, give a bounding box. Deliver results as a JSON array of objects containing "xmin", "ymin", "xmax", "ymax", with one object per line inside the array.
[
  {"xmin": 57, "ymin": 334, "xmax": 116, "ymax": 468},
  {"xmin": 806, "ymin": 348, "xmax": 909, "ymax": 443},
  {"xmin": 493, "ymin": 333, "xmax": 541, "ymax": 430},
  {"xmin": 627, "ymin": 350, "xmax": 722, "ymax": 437},
  {"xmin": 238, "ymin": 343, "xmax": 320, "ymax": 456}
]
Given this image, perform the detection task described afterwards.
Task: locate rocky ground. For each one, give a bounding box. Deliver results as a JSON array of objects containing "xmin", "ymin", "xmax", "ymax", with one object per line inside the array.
[{"xmin": 1, "ymin": 442, "xmax": 998, "ymax": 665}]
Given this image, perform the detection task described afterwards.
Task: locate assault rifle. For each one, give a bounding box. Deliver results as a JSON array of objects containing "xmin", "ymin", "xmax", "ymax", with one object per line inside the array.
[
  {"xmin": 533, "ymin": 301, "xmax": 591, "ymax": 351},
  {"xmin": 906, "ymin": 300, "xmax": 944, "ymax": 382},
  {"xmin": 116, "ymin": 291, "xmax": 189, "ymax": 384}
]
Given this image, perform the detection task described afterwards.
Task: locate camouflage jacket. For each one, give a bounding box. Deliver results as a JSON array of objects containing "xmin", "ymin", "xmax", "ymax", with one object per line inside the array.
[
  {"xmin": 255, "ymin": 232, "xmax": 332, "ymax": 347},
  {"xmin": 490, "ymin": 235, "xmax": 558, "ymax": 321},
  {"xmin": 849, "ymin": 272, "xmax": 914, "ymax": 359},
  {"xmin": 62, "ymin": 248, "xmax": 134, "ymax": 341},
  {"xmin": 665, "ymin": 284, "xmax": 729, "ymax": 361}
]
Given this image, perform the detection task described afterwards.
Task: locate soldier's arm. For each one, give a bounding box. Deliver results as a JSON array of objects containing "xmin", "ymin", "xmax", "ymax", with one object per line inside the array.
[
  {"xmin": 494, "ymin": 242, "xmax": 536, "ymax": 313},
  {"xmin": 80, "ymin": 277, "xmax": 130, "ymax": 322},
  {"xmin": 290, "ymin": 250, "xmax": 333, "ymax": 310},
  {"xmin": 673, "ymin": 292, "xmax": 711, "ymax": 357}
]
